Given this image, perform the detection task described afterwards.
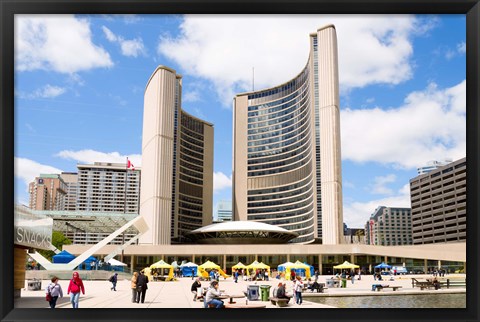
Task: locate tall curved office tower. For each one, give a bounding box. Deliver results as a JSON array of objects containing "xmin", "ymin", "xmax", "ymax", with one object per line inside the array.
[
  {"xmin": 140, "ymin": 66, "xmax": 214, "ymax": 245},
  {"xmin": 233, "ymin": 25, "xmax": 343, "ymax": 244}
]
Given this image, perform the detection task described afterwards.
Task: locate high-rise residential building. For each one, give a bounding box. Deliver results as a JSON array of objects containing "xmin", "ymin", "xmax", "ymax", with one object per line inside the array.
[
  {"xmin": 140, "ymin": 66, "xmax": 214, "ymax": 245},
  {"xmin": 60, "ymin": 172, "xmax": 78, "ymax": 211},
  {"xmin": 76, "ymin": 162, "xmax": 141, "ymax": 213},
  {"xmin": 410, "ymin": 157, "xmax": 466, "ymax": 244},
  {"xmin": 233, "ymin": 25, "xmax": 343, "ymax": 244},
  {"xmin": 417, "ymin": 159, "xmax": 453, "ymax": 175},
  {"xmin": 215, "ymin": 200, "xmax": 233, "ymax": 222},
  {"xmin": 364, "ymin": 206, "xmax": 412, "ymax": 246},
  {"xmin": 28, "ymin": 174, "xmax": 67, "ymax": 210}
]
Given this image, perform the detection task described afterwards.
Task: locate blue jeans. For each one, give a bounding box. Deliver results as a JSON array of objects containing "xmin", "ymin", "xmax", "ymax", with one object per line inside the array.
[
  {"xmin": 206, "ymin": 299, "xmax": 224, "ymax": 308},
  {"xmin": 295, "ymin": 291, "xmax": 302, "ymax": 304},
  {"xmin": 111, "ymin": 281, "xmax": 117, "ymax": 290},
  {"xmin": 70, "ymin": 292, "xmax": 80, "ymax": 308},
  {"xmin": 49, "ymin": 296, "xmax": 58, "ymax": 308}
]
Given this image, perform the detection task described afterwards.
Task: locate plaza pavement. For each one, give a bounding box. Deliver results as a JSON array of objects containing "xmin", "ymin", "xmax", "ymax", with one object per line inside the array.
[{"xmin": 15, "ymin": 273, "xmax": 466, "ymax": 309}]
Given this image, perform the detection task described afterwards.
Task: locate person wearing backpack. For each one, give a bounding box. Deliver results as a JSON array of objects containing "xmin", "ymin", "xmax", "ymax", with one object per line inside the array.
[
  {"xmin": 109, "ymin": 273, "xmax": 118, "ymax": 291},
  {"xmin": 45, "ymin": 276, "xmax": 63, "ymax": 308},
  {"xmin": 67, "ymin": 271, "xmax": 85, "ymax": 308}
]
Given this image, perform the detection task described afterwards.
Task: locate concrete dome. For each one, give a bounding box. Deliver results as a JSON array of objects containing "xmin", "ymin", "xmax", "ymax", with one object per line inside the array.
[{"xmin": 185, "ymin": 221, "xmax": 298, "ymax": 244}]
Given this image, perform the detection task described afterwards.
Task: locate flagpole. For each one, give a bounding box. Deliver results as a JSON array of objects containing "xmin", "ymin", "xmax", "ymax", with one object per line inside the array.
[
  {"xmin": 122, "ymin": 157, "xmax": 128, "ymax": 263},
  {"xmin": 124, "ymin": 157, "xmax": 128, "ymax": 214}
]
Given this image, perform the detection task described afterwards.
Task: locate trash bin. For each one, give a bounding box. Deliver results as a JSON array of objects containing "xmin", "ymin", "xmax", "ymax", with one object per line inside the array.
[
  {"xmin": 259, "ymin": 285, "xmax": 271, "ymax": 301},
  {"xmin": 247, "ymin": 285, "xmax": 259, "ymax": 301},
  {"xmin": 326, "ymin": 279, "xmax": 334, "ymax": 288},
  {"xmin": 27, "ymin": 279, "xmax": 41, "ymax": 291}
]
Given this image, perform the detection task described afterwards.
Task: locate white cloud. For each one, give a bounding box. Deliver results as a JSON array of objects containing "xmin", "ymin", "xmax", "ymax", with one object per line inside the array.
[
  {"xmin": 445, "ymin": 41, "xmax": 466, "ymax": 60},
  {"xmin": 102, "ymin": 25, "xmax": 117, "ymax": 42},
  {"xmin": 343, "ymin": 184, "xmax": 411, "ymax": 228},
  {"xmin": 15, "ymin": 15, "xmax": 113, "ymax": 73},
  {"xmin": 183, "ymin": 90, "xmax": 202, "ymax": 103},
  {"xmin": 341, "ymin": 80, "xmax": 466, "ymax": 169},
  {"xmin": 17, "ymin": 84, "xmax": 66, "ymax": 99},
  {"xmin": 14, "ymin": 157, "xmax": 63, "ymax": 186},
  {"xmin": 158, "ymin": 15, "xmax": 433, "ymax": 106},
  {"xmin": 371, "ymin": 174, "xmax": 396, "ymax": 195},
  {"xmin": 102, "ymin": 26, "xmax": 145, "ymax": 57},
  {"xmin": 56, "ymin": 149, "xmax": 142, "ymax": 166},
  {"xmin": 214, "ymin": 171, "xmax": 232, "ymax": 192}
]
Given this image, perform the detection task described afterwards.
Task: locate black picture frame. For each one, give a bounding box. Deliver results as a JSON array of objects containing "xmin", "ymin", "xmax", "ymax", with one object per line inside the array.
[{"xmin": 1, "ymin": 1, "xmax": 478, "ymax": 322}]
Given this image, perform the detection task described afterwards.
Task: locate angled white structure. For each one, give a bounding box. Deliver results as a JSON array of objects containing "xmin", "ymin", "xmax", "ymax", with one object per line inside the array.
[
  {"xmin": 233, "ymin": 25, "xmax": 343, "ymax": 244},
  {"xmin": 28, "ymin": 215, "xmax": 148, "ymax": 271}
]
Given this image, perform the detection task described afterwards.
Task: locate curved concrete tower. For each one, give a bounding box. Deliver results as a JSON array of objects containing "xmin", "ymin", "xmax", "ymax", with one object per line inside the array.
[
  {"xmin": 140, "ymin": 66, "xmax": 213, "ymax": 245},
  {"xmin": 233, "ymin": 25, "xmax": 343, "ymax": 244}
]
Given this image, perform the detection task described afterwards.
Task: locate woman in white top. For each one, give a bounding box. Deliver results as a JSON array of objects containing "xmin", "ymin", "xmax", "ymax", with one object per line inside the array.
[
  {"xmin": 46, "ymin": 276, "xmax": 63, "ymax": 309},
  {"xmin": 294, "ymin": 276, "xmax": 304, "ymax": 305}
]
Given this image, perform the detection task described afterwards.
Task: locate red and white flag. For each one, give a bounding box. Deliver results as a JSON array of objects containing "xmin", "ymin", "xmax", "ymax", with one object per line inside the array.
[{"xmin": 127, "ymin": 159, "xmax": 135, "ymax": 171}]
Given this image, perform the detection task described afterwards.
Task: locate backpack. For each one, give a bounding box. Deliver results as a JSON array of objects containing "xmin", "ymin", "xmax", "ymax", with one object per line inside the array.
[{"xmin": 109, "ymin": 275, "xmax": 114, "ymax": 282}]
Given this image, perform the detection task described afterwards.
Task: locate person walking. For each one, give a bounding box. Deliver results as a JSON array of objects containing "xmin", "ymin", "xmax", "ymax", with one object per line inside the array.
[
  {"xmin": 294, "ymin": 276, "xmax": 304, "ymax": 305},
  {"xmin": 191, "ymin": 277, "xmax": 202, "ymax": 301},
  {"xmin": 136, "ymin": 271, "xmax": 149, "ymax": 303},
  {"xmin": 109, "ymin": 273, "xmax": 118, "ymax": 291},
  {"xmin": 67, "ymin": 272, "xmax": 85, "ymax": 308},
  {"xmin": 45, "ymin": 276, "xmax": 63, "ymax": 309},
  {"xmin": 131, "ymin": 272, "xmax": 139, "ymax": 303},
  {"xmin": 234, "ymin": 270, "xmax": 239, "ymax": 283}
]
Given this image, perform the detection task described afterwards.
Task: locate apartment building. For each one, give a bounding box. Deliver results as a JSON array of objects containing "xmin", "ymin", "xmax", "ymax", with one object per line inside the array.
[
  {"xmin": 410, "ymin": 157, "xmax": 466, "ymax": 244},
  {"xmin": 365, "ymin": 206, "xmax": 412, "ymax": 246}
]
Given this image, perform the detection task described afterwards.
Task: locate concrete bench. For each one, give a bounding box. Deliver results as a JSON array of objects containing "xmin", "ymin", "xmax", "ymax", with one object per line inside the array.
[
  {"xmin": 269, "ymin": 297, "xmax": 290, "ymax": 307},
  {"xmin": 372, "ymin": 284, "xmax": 402, "ymax": 291},
  {"xmin": 308, "ymin": 283, "xmax": 325, "ymax": 293}
]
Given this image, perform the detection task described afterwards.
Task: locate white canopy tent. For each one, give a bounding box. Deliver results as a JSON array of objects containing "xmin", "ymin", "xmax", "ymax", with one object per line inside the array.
[{"xmin": 107, "ymin": 258, "xmax": 127, "ymax": 266}]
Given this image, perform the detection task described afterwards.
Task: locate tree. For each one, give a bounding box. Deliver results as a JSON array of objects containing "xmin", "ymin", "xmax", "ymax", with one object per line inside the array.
[{"xmin": 37, "ymin": 231, "xmax": 72, "ymax": 261}]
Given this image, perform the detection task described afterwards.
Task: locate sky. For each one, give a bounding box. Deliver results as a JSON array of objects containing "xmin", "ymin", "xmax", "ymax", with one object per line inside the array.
[{"xmin": 14, "ymin": 14, "xmax": 466, "ymax": 228}]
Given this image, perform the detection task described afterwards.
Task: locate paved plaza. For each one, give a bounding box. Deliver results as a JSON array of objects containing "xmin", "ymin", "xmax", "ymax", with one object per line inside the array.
[{"xmin": 15, "ymin": 273, "xmax": 466, "ymax": 309}]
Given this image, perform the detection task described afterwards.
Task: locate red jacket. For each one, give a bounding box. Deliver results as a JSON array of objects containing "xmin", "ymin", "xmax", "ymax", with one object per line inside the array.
[{"xmin": 67, "ymin": 278, "xmax": 85, "ymax": 294}]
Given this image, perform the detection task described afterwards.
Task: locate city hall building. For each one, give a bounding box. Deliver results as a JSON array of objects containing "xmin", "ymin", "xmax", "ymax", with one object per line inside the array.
[
  {"xmin": 233, "ymin": 25, "xmax": 343, "ymax": 244},
  {"xmin": 140, "ymin": 66, "xmax": 214, "ymax": 245}
]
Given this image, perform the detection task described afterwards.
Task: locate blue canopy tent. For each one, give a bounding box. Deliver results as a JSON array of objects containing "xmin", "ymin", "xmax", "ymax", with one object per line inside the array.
[
  {"xmin": 375, "ymin": 262, "xmax": 391, "ymax": 275},
  {"xmin": 52, "ymin": 250, "xmax": 75, "ymax": 264},
  {"xmin": 375, "ymin": 262, "xmax": 391, "ymax": 269},
  {"xmin": 277, "ymin": 262, "xmax": 294, "ymax": 272},
  {"xmin": 304, "ymin": 262, "xmax": 315, "ymax": 277},
  {"xmin": 78, "ymin": 256, "xmax": 97, "ymax": 270},
  {"xmin": 180, "ymin": 262, "xmax": 198, "ymax": 277}
]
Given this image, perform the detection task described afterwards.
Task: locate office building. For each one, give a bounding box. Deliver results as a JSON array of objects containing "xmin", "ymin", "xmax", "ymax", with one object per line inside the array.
[
  {"xmin": 60, "ymin": 172, "xmax": 78, "ymax": 211},
  {"xmin": 410, "ymin": 157, "xmax": 466, "ymax": 244},
  {"xmin": 215, "ymin": 200, "xmax": 233, "ymax": 222},
  {"xmin": 28, "ymin": 174, "xmax": 67, "ymax": 210},
  {"xmin": 233, "ymin": 25, "xmax": 343, "ymax": 244},
  {"xmin": 76, "ymin": 162, "xmax": 141, "ymax": 213},
  {"xmin": 365, "ymin": 206, "xmax": 412, "ymax": 246},
  {"xmin": 417, "ymin": 159, "xmax": 453, "ymax": 175},
  {"xmin": 140, "ymin": 66, "xmax": 214, "ymax": 245}
]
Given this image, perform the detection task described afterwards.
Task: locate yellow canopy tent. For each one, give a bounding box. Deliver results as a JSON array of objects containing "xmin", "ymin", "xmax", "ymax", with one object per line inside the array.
[
  {"xmin": 232, "ymin": 262, "xmax": 247, "ymax": 271},
  {"xmin": 333, "ymin": 261, "xmax": 359, "ymax": 270},
  {"xmin": 198, "ymin": 260, "xmax": 229, "ymax": 279},
  {"xmin": 141, "ymin": 267, "xmax": 152, "ymax": 281},
  {"xmin": 284, "ymin": 261, "xmax": 311, "ymax": 280},
  {"xmin": 246, "ymin": 261, "xmax": 270, "ymax": 276},
  {"xmin": 149, "ymin": 260, "xmax": 174, "ymax": 281}
]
